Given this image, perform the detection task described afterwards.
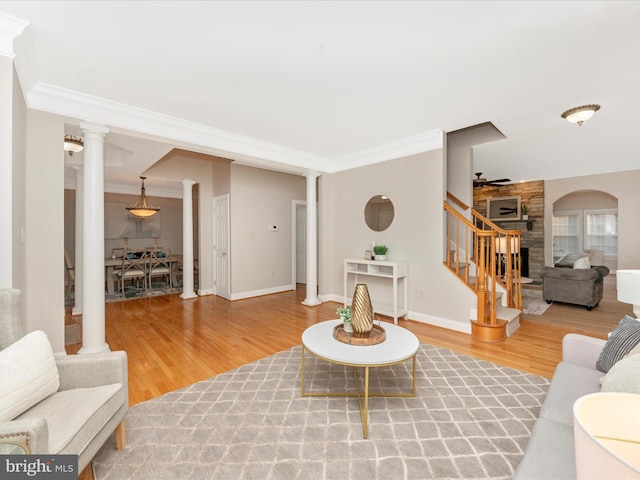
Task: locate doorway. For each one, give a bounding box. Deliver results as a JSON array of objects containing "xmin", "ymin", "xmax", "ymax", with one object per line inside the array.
[
  {"xmin": 293, "ymin": 201, "xmax": 307, "ymax": 285},
  {"xmin": 213, "ymin": 194, "xmax": 230, "ymax": 299}
]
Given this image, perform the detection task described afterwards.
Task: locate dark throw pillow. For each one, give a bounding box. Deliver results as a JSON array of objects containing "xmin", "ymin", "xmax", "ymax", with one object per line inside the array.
[{"xmin": 596, "ymin": 315, "xmax": 640, "ymax": 373}]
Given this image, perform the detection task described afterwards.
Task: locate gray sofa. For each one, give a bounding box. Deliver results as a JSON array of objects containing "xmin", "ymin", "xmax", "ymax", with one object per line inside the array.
[
  {"xmin": 542, "ymin": 265, "xmax": 609, "ymax": 310},
  {"xmin": 515, "ymin": 333, "xmax": 606, "ymax": 479},
  {"xmin": 0, "ymin": 289, "xmax": 128, "ymax": 474}
]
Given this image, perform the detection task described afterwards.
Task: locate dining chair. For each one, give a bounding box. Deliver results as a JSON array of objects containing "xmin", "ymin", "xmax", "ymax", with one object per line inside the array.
[
  {"xmin": 113, "ymin": 248, "xmax": 147, "ymax": 296},
  {"xmin": 147, "ymin": 247, "xmax": 172, "ymax": 290}
]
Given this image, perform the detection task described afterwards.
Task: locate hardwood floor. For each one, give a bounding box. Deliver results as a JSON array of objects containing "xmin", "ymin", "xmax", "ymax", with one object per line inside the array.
[{"xmin": 66, "ymin": 275, "xmax": 631, "ymax": 407}]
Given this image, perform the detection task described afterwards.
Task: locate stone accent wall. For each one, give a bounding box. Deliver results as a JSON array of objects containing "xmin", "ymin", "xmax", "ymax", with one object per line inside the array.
[{"xmin": 473, "ymin": 181, "xmax": 544, "ymax": 281}]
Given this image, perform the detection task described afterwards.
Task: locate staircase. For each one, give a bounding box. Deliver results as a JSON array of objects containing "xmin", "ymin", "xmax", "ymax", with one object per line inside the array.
[{"xmin": 444, "ymin": 194, "xmax": 523, "ymax": 342}]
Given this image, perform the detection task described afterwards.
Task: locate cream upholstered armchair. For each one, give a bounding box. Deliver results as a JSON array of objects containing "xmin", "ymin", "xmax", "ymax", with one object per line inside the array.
[{"xmin": 0, "ymin": 289, "xmax": 128, "ymax": 474}]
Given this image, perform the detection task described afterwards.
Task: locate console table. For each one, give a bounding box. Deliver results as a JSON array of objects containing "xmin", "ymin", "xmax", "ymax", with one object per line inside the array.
[{"xmin": 344, "ymin": 258, "xmax": 408, "ymax": 324}]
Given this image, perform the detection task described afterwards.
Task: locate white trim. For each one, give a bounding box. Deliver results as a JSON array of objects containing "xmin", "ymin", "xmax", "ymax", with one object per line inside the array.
[
  {"xmin": 198, "ymin": 288, "xmax": 214, "ymax": 296},
  {"xmin": 407, "ymin": 310, "xmax": 471, "ymax": 334},
  {"xmin": 230, "ymin": 284, "xmax": 295, "ymax": 301},
  {"xmin": 25, "ymin": 82, "xmax": 444, "ymax": 175},
  {"xmin": 324, "ymin": 130, "xmax": 444, "ymax": 173},
  {"xmin": 0, "ymin": 13, "xmax": 28, "ymax": 58},
  {"xmin": 320, "ymin": 293, "xmax": 471, "ymax": 334},
  {"xmin": 25, "ymin": 83, "xmax": 328, "ymax": 171},
  {"xmin": 291, "ymin": 199, "xmax": 306, "ymax": 286},
  {"xmin": 212, "ymin": 193, "xmax": 231, "ymax": 300}
]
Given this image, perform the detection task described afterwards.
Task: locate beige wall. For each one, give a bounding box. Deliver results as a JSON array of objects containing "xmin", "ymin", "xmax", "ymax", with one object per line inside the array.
[
  {"xmin": 11, "ymin": 64, "xmax": 27, "ymax": 293},
  {"xmin": 446, "ymin": 123, "xmax": 506, "ymax": 215},
  {"xmin": 319, "ymin": 150, "xmax": 476, "ymax": 332},
  {"xmin": 24, "ymin": 110, "xmax": 66, "ymax": 351},
  {"xmin": 553, "ymin": 190, "xmax": 617, "ymax": 211},
  {"xmin": 545, "ymin": 170, "xmax": 640, "ymax": 270},
  {"xmin": 146, "ymin": 152, "xmax": 226, "ymax": 294},
  {"xmin": 64, "ymin": 191, "xmax": 184, "ymax": 263},
  {"xmin": 230, "ymin": 164, "xmax": 305, "ymax": 297}
]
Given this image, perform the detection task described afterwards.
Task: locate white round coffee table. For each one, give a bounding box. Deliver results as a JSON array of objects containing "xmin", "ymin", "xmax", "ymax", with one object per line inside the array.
[{"xmin": 301, "ymin": 319, "xmax": 419, "ymax": 438}]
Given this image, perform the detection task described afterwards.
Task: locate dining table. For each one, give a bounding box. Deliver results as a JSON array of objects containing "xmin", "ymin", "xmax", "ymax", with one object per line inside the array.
[{"xmin": 105, "ymin": 253, "xmax": 183, "ymax": 295}]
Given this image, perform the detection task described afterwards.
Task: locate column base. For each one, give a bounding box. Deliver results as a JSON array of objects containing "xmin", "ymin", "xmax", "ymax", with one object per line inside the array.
[
  {"xmin": 71, "ymin": 306, "xmax": 83, "ymax": 316},
  {"xmin": 302, "ymin": 297, "xmax": 322, "ymax": 307},
  {"xmin": 180, "ymin": 292, "xmax": 198, "ymax": 300},
  {"xmin": 78, "ymin": 342, "xmax": 110, "ymax": 354}
]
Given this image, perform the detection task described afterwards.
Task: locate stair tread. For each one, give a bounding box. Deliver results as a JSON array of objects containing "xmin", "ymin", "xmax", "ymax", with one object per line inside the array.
[{"xmin": 496, "ymin": 306, "xmax": 521, "ymax": 323}]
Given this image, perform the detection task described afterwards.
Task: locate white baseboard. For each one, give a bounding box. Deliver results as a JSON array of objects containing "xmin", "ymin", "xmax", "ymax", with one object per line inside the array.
[
  {"xmin": 319, "ymin": 294, "xmax": 470, "ymax": 334},
  {"xmin": 198, "ymin": 289, "xmax": 214, "ymax": 296},
  {"xmin": 407, "ymin": 310, "xmax": 471, "ymax": 334},
  {"xmin": 320, "ymin": 293, "xmax": 342, "ymax": 304},
  {"xmin": 230, "ymin": 284, "xmax": 295, "ymax": 301}
]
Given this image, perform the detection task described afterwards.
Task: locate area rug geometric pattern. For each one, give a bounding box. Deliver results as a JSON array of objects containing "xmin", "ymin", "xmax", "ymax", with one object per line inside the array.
[{"xmin": 93, "ymin": 344, "xmax": 549, "ymax": 480}]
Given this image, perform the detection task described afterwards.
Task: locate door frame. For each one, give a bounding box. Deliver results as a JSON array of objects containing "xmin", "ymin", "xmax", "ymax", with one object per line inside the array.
[
  {"xmin": 291, "ymin": 200, "xmax": 306, "ymax": 288},
  {"xmin": 212, "ymin": 193, "xmax": 230, "ymax": 299}
]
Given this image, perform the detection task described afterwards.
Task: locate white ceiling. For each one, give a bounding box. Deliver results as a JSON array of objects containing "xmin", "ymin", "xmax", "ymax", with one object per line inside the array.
[{"xmin": 2, "ymin": 1, "xmax": 640, "ymax": 194}]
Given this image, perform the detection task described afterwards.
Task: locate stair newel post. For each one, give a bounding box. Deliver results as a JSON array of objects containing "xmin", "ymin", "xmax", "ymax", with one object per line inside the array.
[
  {"xmin": 489, "ymin": 232, "xmax": 498, "ymax": 326},
  {"xmin": 475, "ymin": 232, "xmax": 491, "ymax": 325}
]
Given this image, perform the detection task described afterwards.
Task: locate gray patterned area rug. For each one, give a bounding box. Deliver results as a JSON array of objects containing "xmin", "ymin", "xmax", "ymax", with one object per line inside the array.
[
  {"xmin": 521, "ymin": 288, "xmax": 552, "ymax": 315},
  {"xmin": 93, "ymin": 344, "xmax": 549, "ymax": 480}
]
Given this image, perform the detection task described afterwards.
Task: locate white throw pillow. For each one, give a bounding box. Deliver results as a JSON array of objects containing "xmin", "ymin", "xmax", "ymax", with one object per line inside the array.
[
  {"xmin": 0, "ymin": 330, "xmax": 60, "ymax": 422},
  {"xmin": 573, "ymin": 256, "xmax": 591, "ymax": 269},
  {"xmin": 601, "ymin": 353, "xmax": 640, "ymax": 394}
]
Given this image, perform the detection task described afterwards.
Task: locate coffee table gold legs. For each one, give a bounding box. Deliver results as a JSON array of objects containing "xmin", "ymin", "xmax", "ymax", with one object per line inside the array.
[{"xmin": 301, "ymin": 347, "xmax": 417, "ymax": 439}]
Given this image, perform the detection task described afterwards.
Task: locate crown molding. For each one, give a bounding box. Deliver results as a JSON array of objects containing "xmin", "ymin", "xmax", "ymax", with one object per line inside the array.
[
  {"xmin": 326, "ymin": 129, "xmax": 443, "ymax": 173},
  {"xmin": 0, "ymin": 12, "xmax": 28, "ymax": 58},
  {"xmin": 26, "ymin": 82, "xmax": 443, "ymax": 176},
  {"xmin": 26, "ymin": 82, "xmax": 329, "ymax": 171}
]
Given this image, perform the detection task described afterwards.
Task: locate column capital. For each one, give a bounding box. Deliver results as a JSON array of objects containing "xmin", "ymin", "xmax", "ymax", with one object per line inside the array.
[
  {"xmin": 182, "ymin": 178, "xmax": 197, "ymax": 187},
  {"xmin": 304, "ymin": 171, "xmax": 321, "ymax": 180},
  {"xmin": 80, "ymin": 121, "xmax": 109, "ymax": 137}
]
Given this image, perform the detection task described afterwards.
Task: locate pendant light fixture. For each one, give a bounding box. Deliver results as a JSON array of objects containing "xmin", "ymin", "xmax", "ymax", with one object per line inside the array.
[
  {"xmin": 561, "ymin": 104, "xmax": 601, "ymax": 126},
  {"xmin": 64, "ymin": 134, "xmax": 84, "ymax": 156},
  {"xmin": 126, "ymin": 176, "xmax": 159, "ymax": 218}
]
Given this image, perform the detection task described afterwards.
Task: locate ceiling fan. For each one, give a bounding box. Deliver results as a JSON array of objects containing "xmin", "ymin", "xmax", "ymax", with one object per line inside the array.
[{"xmin": 473, "ymin": 172, "xmax": 511, "ymax": 188}]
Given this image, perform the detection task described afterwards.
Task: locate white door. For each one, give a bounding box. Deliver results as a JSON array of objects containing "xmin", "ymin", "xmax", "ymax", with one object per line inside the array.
[
  {"xmin": 213, "ymin": 194, "xmax": 230, "ymax": 299},
  {"xmin": 296, "ymin": 203, "xmax": 307, "ymax": 284}
]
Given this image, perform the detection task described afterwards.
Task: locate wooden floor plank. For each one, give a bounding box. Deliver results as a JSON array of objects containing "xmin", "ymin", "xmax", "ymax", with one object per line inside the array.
[{"xmin": 66, "ymin": 275, "xmax": 631, "ymax": 406}]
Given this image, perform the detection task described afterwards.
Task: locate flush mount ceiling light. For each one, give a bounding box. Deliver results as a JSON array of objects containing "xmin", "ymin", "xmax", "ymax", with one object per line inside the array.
[
  {"xmin": 561, "ymin": 104, "xmax": 601, "ymax": 126},
  {"xmin": 126, "ymin": 176, "xmax": 159, "ymax": 218},
  {"xmin": 63, "ymin": 134, "xmax": 84, "ymax": 156}
]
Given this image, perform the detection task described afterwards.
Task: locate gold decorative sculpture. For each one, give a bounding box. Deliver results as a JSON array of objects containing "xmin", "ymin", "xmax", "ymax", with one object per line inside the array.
[{"xmin": 351, "ymin": 284, "xmax": 374, "ymax": 337}]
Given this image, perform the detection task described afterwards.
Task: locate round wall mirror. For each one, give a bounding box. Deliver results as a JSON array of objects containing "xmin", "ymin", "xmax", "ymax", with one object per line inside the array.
[{"xmin": 364, "ymin": 195, "xmax": 395, "ymax": 232}]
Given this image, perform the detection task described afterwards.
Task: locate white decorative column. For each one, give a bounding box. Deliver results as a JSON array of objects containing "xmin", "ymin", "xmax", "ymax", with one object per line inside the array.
[
  {"xmin": 72, "ymin": 166, "xmax": 84, "ymax": 315},
  {"xmin": 180, "ymin": 179, "xmax": 197, "ymax": 300},
  {"xmin": 78, "ymin": 122, "xmax": 110, "ymax": 354},
  {"xmin": 302, "ymin": 171, "xmax": 321, "ymax": 306}
]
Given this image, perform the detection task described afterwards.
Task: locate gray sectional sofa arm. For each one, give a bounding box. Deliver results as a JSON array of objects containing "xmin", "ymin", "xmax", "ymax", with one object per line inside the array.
[{"xmin": 562, "ymin": 333, "xmax": 606, "ymax": 367}]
